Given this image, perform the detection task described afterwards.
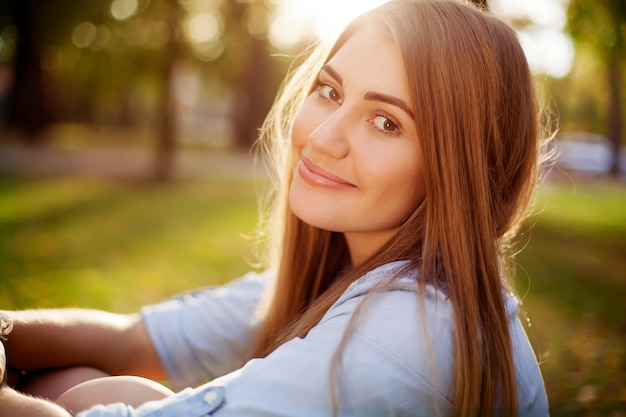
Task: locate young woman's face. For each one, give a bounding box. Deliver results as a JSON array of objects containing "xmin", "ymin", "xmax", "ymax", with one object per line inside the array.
[{"xmin": 289, "ymin": 24, "xmax": 426, "ymax": 267}]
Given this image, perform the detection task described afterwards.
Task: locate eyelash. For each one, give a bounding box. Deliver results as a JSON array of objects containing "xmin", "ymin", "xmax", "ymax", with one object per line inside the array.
[
  {"xmin": 314, "ymin": 79, "xmax": 403, "ymax": 137},
  {"xmin": 370, "ymin": 113, "xmax": 401, "ymax": 137},
  {"xmin": 315, "ymin": 80, "xmax": 342, "ymax": 103}
]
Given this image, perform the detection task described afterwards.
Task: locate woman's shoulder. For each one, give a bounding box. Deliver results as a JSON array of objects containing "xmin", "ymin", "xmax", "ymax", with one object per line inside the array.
[
  {"xmin": 332, "ymin": 260, "xmax": 525, "ymax": 323},
  {"xmin": 328, "ymin": 261, "xmax": 453, "ymax": 322},
  {"xmin": 318, "ymin": 261, "xmax": 547, "ymax": 409}
]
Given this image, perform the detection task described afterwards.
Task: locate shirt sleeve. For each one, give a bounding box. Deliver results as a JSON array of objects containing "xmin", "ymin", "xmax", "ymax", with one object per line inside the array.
[{"xmin": 140, "ymin": 271, "xmax": 271, "ymax": 389}]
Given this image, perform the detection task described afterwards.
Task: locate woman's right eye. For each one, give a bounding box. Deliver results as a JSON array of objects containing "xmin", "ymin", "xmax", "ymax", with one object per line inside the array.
[{"xmin": 317, "ymin": 83, "xmax": 342, "ymax": 103}]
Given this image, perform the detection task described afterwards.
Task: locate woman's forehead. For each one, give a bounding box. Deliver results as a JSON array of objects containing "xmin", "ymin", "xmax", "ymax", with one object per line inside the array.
[{"xmin": 325, "ymin": 25, "xmax": 409, "ymax": 100}]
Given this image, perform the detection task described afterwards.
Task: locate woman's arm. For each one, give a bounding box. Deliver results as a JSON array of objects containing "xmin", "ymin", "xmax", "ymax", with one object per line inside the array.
[
  {"xmin": 0, "ymin": 387, "xmax": 72, "ymax": 417},
  {"xmin": 2, "ymin": 326, "xmax": 170, "ymax": 417},
  {"xmin": 2, "ymin": 309, "xmax": 166, "ymax": 383},
  {"xmin": 4, "ymin": 271, "xmax": 270, "ymax": 394}
]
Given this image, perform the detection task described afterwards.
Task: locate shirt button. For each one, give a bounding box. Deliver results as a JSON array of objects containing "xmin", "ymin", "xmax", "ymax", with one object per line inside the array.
[{"xmin": 203, "ymin": 390, "xmax": 219, "ymax": 405}]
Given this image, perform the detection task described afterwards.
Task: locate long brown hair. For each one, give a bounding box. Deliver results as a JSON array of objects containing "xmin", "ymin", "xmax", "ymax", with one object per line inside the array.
[{"xmin": 252, "ymin": 1, "xmax": 547, "ymax": 415}]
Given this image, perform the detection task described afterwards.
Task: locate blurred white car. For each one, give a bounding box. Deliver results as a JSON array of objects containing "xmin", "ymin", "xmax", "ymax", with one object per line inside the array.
[{"xmin": 554, "ymin": 132, "xmax": 625, "ymax": 174}]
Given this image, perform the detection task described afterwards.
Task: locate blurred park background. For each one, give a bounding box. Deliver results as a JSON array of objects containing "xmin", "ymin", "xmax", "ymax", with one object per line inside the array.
[{"xmin": 0, "ymin": 0, "xmax": 624, "ymax": 415}]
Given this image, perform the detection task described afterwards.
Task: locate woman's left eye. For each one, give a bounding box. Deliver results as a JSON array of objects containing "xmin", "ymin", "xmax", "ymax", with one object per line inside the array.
[
  {"xmin": 317, "ymin": 84, "xmax": 342, "ymax": 103},
  {"xmin": 372, "ymin": 115, "xmax": 399, "ymax": 134}
]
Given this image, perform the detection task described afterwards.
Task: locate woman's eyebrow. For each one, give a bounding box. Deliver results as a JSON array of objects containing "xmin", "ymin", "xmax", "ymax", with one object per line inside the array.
[
  {"xmin": 321, "ymin": 64, "xmax": 343, "ymax": 85},
  {"xmin": 364, "ymin": 92, "xmax": 415, "ymax": 119}
]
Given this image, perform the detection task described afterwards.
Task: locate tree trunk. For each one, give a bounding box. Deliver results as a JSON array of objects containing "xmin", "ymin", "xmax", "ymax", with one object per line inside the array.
[
  {"xmin": 224, "ymin": 1, "xmax": 275, "ymax": 151},
  {"xmin": 233, "ymin": 38, "xmax": 273, "ymax": 150},
  {"xmin": 153, "ymin": 58, "xmax": 176, "ymax": 182},
  {"xmin": 9, "ymin": 0, "xmax": 52, "ymax": 144},
  {"xmin": 607, "ymin": 64, "xmax": 622, "ymax": 176},
  {"xmin": 153, "ymin": 7, "xmax": 179, "ymax": 183}
]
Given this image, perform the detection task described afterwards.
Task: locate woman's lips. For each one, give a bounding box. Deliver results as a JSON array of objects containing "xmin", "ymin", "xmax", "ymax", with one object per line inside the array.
[{"xmin": 297, "ymin": 157, "xmax": 356, "ymax": 189}]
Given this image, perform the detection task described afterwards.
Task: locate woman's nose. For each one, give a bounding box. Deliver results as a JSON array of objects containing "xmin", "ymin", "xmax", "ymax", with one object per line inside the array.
[{"xmin": 308, "ymin": 109, "xmax": 350, "ymax": 159}]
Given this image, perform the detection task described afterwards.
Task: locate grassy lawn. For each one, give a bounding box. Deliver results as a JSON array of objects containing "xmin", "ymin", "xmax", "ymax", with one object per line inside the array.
[
  {"xmin": 0, "ymin": 173, "xmax": 624, "ymax": 414},
  {"xmin": 0, "ymin": 175, "xmax": 265, "ymax": 311},
  {"xmin": 515, "ymin": 180, "xmax": 626, "ymax": 415}
]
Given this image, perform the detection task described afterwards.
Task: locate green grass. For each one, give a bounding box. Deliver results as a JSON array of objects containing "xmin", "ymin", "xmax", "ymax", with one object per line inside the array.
[
  {"xmin": 0, "ymin": 175, "xmax": 265, "ymax": 312},
  {"xmin": 0, "ymin": 174, "xmax": 624, "ymax": 414},
  {"xmin": 514, "ymin": 180, "xmax": 626, "ymax": 415}
]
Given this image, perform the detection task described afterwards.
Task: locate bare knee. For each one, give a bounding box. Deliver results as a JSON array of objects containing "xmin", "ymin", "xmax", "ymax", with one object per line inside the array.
[
  {"xmin": 56, "ymin": 375, "xmax": 174, "ymax": 414},
  {"xmin": 19, "ymin": 366, "xmax": 110, "ymax": 400}
]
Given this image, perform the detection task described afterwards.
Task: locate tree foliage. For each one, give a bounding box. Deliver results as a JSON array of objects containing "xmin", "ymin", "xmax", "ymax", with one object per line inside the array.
[
  {"xmin": 568, "ymin": 0, "xmax": 626, "ymax": 64},
  {"xmin": 0, "ymin": 0, "xmax": 284, "ymax": 180},
  {"xmin": 567, "ymin": 0, "xmax": 626, "ymax": 175}
]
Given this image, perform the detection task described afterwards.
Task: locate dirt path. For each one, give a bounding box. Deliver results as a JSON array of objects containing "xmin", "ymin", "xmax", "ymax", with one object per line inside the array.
[{"xmin": 0, "ymin": 144, "xmax": 264, "ymax": 180}]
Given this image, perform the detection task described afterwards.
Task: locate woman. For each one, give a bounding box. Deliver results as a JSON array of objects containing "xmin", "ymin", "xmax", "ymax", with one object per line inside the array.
[{"xmin": 0, "ymin": 0, "xmax": 550, "ymax": 415}]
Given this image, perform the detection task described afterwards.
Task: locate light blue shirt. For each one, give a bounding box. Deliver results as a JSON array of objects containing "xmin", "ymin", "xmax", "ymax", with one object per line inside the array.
[{"xmin": 77, "ymin": 262, "xmax": 549, "ymax": 416}]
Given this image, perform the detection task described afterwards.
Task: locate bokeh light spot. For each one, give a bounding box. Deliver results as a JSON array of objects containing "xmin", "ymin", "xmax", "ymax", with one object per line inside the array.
[
  {"xmin": 111, "ymin": 0, "xmax": 139, "ymax": 21},
  {"xmin": 72, "ymin": 22, "xmax": 98, "ymax": 49},
  {"xmin": 187, "ymin": 12, "xmax": 221, "ymax": 44}
]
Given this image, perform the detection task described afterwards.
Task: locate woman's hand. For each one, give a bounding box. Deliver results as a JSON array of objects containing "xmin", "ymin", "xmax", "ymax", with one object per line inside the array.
[
  {"xmin": 0, "ymin": 339, "xmax": 5, "ymax": 386},
  {"xmin": 1, "ymin": 312, "xmax": 13, "ymax": 386}
]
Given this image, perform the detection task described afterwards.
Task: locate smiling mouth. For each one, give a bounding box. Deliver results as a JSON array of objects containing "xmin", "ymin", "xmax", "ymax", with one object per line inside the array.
[{"xmin": 297, "ymin": 157, "xmax": 356, "ymax": 189}]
